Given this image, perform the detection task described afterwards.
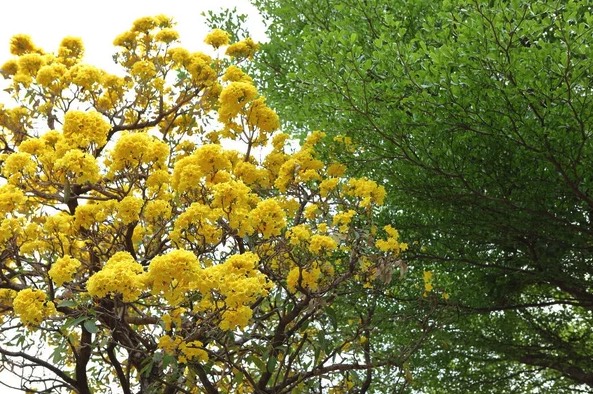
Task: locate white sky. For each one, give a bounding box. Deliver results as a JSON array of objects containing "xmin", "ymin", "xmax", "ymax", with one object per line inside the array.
[
  {"xmin": 0, "ymin": 2, "xmax": 266, "ymax": 392},
  {"xmin": 0, "ymin": 0, "xmax": 266, "ymax": 72}
]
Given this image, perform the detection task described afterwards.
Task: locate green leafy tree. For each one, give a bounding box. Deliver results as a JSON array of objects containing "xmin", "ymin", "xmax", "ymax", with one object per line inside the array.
[{"xmin": 230, "ymin": 0, "xmax": 593, "ymax": 391}]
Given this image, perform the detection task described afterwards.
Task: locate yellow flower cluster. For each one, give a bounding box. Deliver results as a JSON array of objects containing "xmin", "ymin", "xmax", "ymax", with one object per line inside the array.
[
  {"xmin": 36, "ymin": 63, "xmax": 67, "ymax": 88},
  {"xmin": 106, "ymin": 132, "xmax": 169, "ymax": 174},
  {"xmin": 2, "ymin": 152, "xmax": 36, "ymax": 185},
  {"xmin": 55, "ymin": 149, "xmax": 101, "ymax": 184},
  {"xmin": 222, "ymin": 65, "xmax": 252, "ymax": 83},
  {"xmin": 246, "ymin": 98, "xmax": 280, "ymax": 134},
  {"xmin": 57, "ymin": 36, "xmax": 84, "ymax": 67},
  {"xmin": 155, "ymin": 28, "xmax": 179, "ymax": 44},
  {"xmin": 333, "ymin": 210, "xmax": 357, "ymax": 233},
  {"xmin": 0, "ymin": 288, "xmax": 17, "ymax": 322},
  {"xmin": 13, "ymin": 288, "xmax": 56, "ymax": 328},
  {"xmin": 144, "ymin": 249, "xmax": 201, "ymax": 305},
  {"xmin": 423, "ymin": 270, "xmax": 433, "ymax": 296},
  {"xmin": 248, "ymin": 198, "xmax": 286, "ymax": 239},
  {"xmin": 308, "ymin": 234, "xmax": 338, "ymax": 254},
  {"xmin": 274, "ymin": 133, "xmax": 326, "ymax": 192},
  {"xmin": 204, "ymin": 29, "xmax": 230, "ymax": 48},
  {"xmin": 170, "ymin": 203, "xmax": 221, "ymax": 247},
  {"xmin": 87, "ymin": 252, "xmax": 145, "ymax": 302},
  {"xmin": 67, "ymin": 64, "xmax": 103, "ymax": 90},
  {"xmin": 344, "ymin": 177, "xmax": 386, "ymax": 208},
  {"xmin": 143, "ymin": 199, "xmax": 172, "ymax": 223},
  {"xmin": 158, "ymin": 335, "xmax": 208, "ymax": 364},
  {"xmin": 288, "ymin": 224, "xmax": 312, "ymax": 246},
  {"xmin": 375, "ymin": 225, "xmax": 408, "ymax": 254},
  {"xmin": 62, "ymin": 110, "xmax": 110, "ymax": 149},
  {"xmin": 287, "ymin": 264, "xmax": 322, "ymax": 294},
  {"xmin": 49, "ymin": 255, "xmax": 82, "ymax": 286},
  {"xmin": 74, "ymin": 200, "xmax": 117, "ymax": 229},
  {"xmin": 9, "ymin": 34, "xmax": 39, "ymax": 56},
  {"xmin": 225, "ymin": 38, "xmax": 259, "ymax": 59},
  {"xmin": 117, "ymin": 196, "xmax": 143, "ymax": 225},
  {"xmin": 0, "ymin": 184, "xmax": 26, "ymax": 214},
  {"xmin": 218, "ymin": 82, "xmax": 258, "ymax": 123},
  {"xmin": 198, "ymin": 252, "xmax": 271, "ymax": 330},
  {"xmin": 162, "ymin": 307, "xmax": 185, "ymax": 331}
]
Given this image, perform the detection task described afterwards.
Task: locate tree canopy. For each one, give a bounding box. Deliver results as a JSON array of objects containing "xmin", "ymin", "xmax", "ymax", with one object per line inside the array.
[
  {"xmin": 234, "ymin": 0, "xmax": 593, "ymax": 392},
  {"xmin": 0, "ymin": 16, "xmax": 420, "ymax": 394}
]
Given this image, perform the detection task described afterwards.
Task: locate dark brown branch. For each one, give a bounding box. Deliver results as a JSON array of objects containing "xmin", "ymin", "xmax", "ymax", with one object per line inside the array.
[
  {"xmin": 0, "ymin": 346, "xmax": 78, "ymax": 388},
  {"xmin": 107, "ymin": 341, "xmax": 131, "ymax": 394},
  {"xmin": 193, "ymin": 364, "xmax": 219, "ymax": 394},
  {"xmin": 74, "ymin": 323, "xmax": 93, "ymax": 394}
]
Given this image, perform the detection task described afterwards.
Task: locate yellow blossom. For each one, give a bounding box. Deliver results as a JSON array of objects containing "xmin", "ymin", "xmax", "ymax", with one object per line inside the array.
[
  {"xmin": 288, "ymin": 224, "xmax": 312, "ymax": 246},
  {"xmin": 0, "ymin": 288, "xmax": 17, "ymax": 309},
  {"xmin": 344, "ymin": 177, "xmax": 386, "ymax": 207},
  {"xmin": 219, "ymin": 305, "xmax": 253, "ymax": 330},
  {"xmin": 309, "ymin": 235, "xmax": 337, "ymax": 254},
  {"xmin": 49, "ymin": 255, "xmax": 82, "ymax": 286},
  {"xmin": 10, "ymin": 34, "xmax": 38, "ymax": 55},
  {"xmin": 204, "ymin": 29, "xmax": 230, "ymax": 48},
  {"xmin": 327, "ymin": 163, "xmax": 346, "ymax": 177},
  {"xmin": 249, "ymin": 198, "xmax": 286, "ymax": 239},
  {"xmin": 246, "ymin": 98, "xmax": 280, "ymax": 134},
  {"xmin": 287, "ymin": 264, "xmax": 322, "ymax": 293},
  {"xmin": 62, "ymin": 110, "xmax": 110, "ymax": 149},
  {"xmin": 144, "ymin": 249, "xmax": 201, "ymax": 305},
  {"xmin": 178, "ymin": 340, "xmax": 208, "ymax": 363},
  {"xmin": 13, "ymin": 289, "xmax": 56, "ymax": 329},
  {"xmin": 218, "ymin": 82, "xmax": 258, "ymax": 122},
  {"xmin": 117, "ymin": 196, "xmax": 143, "ymax": 224},
  {"xmin": 132, "ymin": 16, "xmax": 158, "ymax": 32},
  {"xmin": 55, "ymin": 149, "xmax": 101, "ymax": 184},
  {"xmin": 17, "ymin": 53, "xmax": 46, "ymax": 79},
  {"xmin": 0, "ymin": 184, "xmax": 26, "ymax": 213},
  {"xmin": 107, "ymin": 132, "xmax": 169, "ymax": 173},
  {"xmin": 423, "ymin": 270, "xmax": 433, "ymax": 296},
  {"xmin": 131, "ymin": 60, "xmax": 157, "ymax": 80},
  {"xmin": 36, "ymin": 63, "xmax": 67, "ymax": 87},
  {"xmin": 225, "ymin": 38, "xmax": 258, "ymax": 59},
  {"xmin": 3, "ymin": 152, "xmax": 36, "ymax": 184},
  {"xmin": 87, "ymin": 252, "xmax": 145, "ymax": 302},
  {"xmin": 223, "ymin": 65, "xmax": 252, "ymax": 83},
  {"xmin": 66, "ymin": 64, "xmax": 103, "ymax": 90},
  {"xmin": 375, "ymin": 225, "xmax": 408, "ymax": 254},
  {"xmin": 155, "ymin": 28, "xmax": 179, "ymax": 43},
  {"xmin": 1, "ymin": 59, "xmax": 18, "ymax": 76},
  {"xmin": 113, "ymin": 31, "xmax": 137, "ymax": 48},
  {"xmin": 158, "ymin": 334, "xmax": 182, "ymax": 355},
  {"xmin": 170, "ymin": 203, "xmax": 222, "ymax": 246},
  {"xmin": 144, "ymin": 199, "xmax": 172, "ymax": 223},
  {"xmin": 319, "ymin": 178, "xmax": 339, "ymax": 197},
  {"xmin": 333, "ymin": 210, "xmax": 356, "ymax": 233},
  {"xmin": 57, "ymin": 36, "xmax": 84, "ymax": 66}
]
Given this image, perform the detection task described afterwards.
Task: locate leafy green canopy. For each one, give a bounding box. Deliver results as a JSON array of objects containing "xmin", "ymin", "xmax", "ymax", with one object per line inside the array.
[{"xmin": 239, "ymin": 0, "xmax": 593, "ymax": 391}]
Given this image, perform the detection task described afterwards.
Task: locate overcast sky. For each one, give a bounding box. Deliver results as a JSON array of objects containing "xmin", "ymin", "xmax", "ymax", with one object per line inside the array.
[{"xmin": 0, "ymin": 0, "xmax": 266, "ymax": 72}]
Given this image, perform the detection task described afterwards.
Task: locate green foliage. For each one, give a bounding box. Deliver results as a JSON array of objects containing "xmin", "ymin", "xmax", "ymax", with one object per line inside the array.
[{"xmin": 244, "ymin": 0, "xmax": 593, "ymax": 391}]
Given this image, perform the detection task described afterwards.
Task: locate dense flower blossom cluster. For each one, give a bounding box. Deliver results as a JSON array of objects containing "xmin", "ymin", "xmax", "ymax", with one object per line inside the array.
[{"xmin": 0, "ymin": 15, "xmax": 410, "ymax": 393}]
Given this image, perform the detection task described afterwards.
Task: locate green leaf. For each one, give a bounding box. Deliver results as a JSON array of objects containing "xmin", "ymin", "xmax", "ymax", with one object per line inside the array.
[
  {"xmin": 57, "ymin": 300, "xmax": 77, "ymax": 308},
  {"xmin": 250, "ymin": 354, "xmax": 266, "ymax": 371},
  {"xmin": 63, "ymin": 315, "xmax": 87, "ymax": 330},
  {"xmin": 83, "ymin": 319, "xmax": 99, "ymax": 334},
  {"xmin": 266, "ymin": 355, "xmax": 277, "ymax": 373}
]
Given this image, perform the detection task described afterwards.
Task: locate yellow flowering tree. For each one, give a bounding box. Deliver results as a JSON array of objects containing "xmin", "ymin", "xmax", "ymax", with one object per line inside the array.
[{"xmin": 0, "ymin": 16, "xmax": 412, "ymax": 394}]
